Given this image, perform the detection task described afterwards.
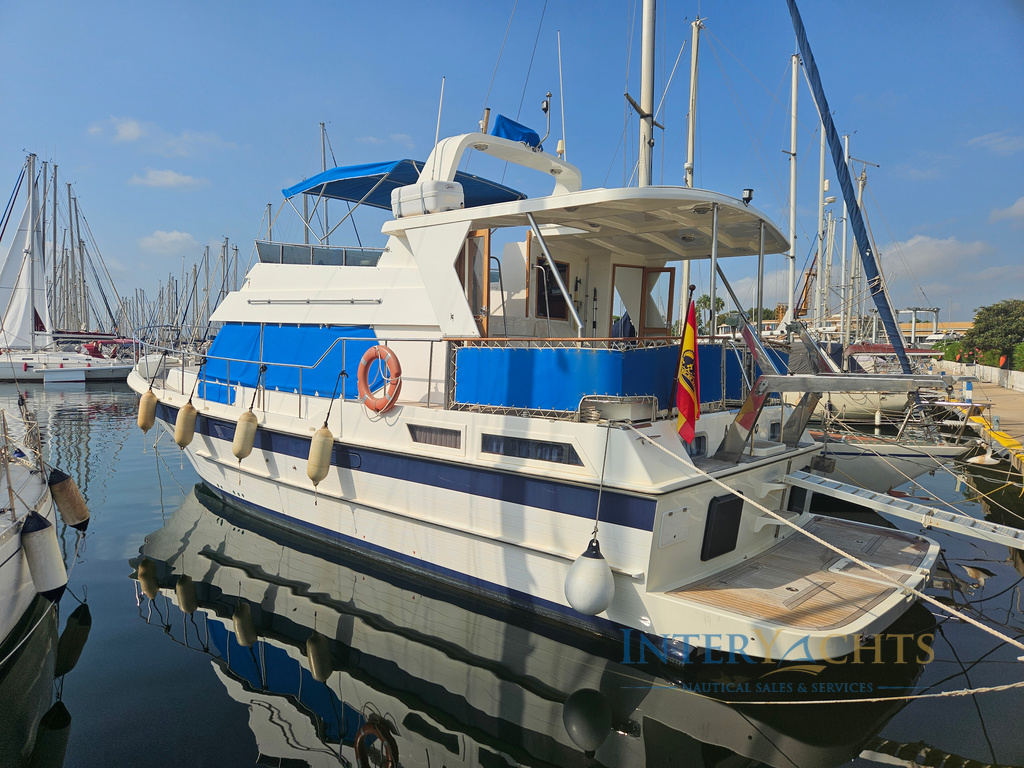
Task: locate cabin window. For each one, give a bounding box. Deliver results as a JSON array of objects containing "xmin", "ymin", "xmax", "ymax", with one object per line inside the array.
[
  {"xmin": 535, "ymin": 261, "xmax": 570, "ymax": 321},
  {"xmin": 408, "ymin": 424, "xmax": 462, "ymax": 449},
  {"xmin": 769, "ymin": 421, "xmax": 781, "ymax": 441},
  {"xmin": 481, "ymin": 434, "xmax": 583, "ymax": 466},
  {"xmin": 685, "ymin": 434, "xmax": 707, "ymax": 458}
]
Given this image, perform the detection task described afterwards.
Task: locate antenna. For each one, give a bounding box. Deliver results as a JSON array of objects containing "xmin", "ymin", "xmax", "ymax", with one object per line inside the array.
[
  {"xmin": 432, "ymin": 76, "xmax": 446, "ymax": 179},
  {"xmin": 557, "ymin": 30, "xmax": 567, "ymax": 161}
]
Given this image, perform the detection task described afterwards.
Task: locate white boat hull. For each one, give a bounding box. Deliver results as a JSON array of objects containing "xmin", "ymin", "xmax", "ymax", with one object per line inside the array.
[
  {"xmin": 144, "ymin": 387, "xmax": 936, "ymax": 662},
  {"xmin": 0, "ymin": 461, "xmax": 57, "ymax": 647},
  {"xmin": 813, "ymin": 433, "xmax": 968, "ymax": 492},
  {"xmin": 0, "ymin": 354, "xmax": 131, "ymax": 384}
]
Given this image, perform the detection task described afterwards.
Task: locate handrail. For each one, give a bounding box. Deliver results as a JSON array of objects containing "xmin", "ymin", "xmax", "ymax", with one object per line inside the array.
[{"xmin": 133, "ymin": 324, "xmax": 684, "ymax": 421}]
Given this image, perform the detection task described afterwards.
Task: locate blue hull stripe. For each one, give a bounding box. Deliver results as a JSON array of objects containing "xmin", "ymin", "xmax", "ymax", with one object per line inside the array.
[
  {"xmin": 158, "ymin": 404, "xmax": 657, "ymax": 531},
  {"xmin": 205, "ymin": 484, "xmax": 621, "ymax": 636}
]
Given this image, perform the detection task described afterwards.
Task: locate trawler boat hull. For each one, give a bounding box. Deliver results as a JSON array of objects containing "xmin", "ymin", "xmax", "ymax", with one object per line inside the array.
[{"xmin": 137, "ymin": 376, "xmax": 938, "ymax": 664}]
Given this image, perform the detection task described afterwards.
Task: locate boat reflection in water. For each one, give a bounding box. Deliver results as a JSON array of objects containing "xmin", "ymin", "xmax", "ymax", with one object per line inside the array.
[
  {"xmin": 0, "ymin": 594, "xmax": 89, "ymax": 768},
  {"xmin": 131, "ymin": 485, "xmax": 934, "ymax": 768}
]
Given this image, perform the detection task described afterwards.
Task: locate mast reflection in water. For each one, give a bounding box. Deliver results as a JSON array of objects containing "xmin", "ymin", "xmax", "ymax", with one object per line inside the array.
[{"xmin": 131, "ymin": 484, "xmax": 934, "ymax": 768}]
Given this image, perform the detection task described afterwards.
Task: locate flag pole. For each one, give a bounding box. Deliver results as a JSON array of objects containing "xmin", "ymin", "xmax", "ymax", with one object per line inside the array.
[{"xmin": 673, "ymin": 283, "xmax": 697, "ymax": 414}]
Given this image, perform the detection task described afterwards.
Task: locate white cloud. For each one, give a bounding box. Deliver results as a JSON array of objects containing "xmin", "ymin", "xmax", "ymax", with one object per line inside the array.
[
  {"xmin": 357, "ymin": 136, "xmax": 385, "ymax": 145},
  {"xmin": 129, "ymin": 169, "xmax": 206, "ymax": 188},
  {"xmin": 114, "ymin": 119, "xmax": 145, "ymax": 142},
  {"xmin": 968, "ymin": 131, "xmax": 1024, "ymax": 156},
  {"xmin": 989, "ymin": 196, "xmax": 1024, "ymax": 226},
  {"xmin": 881, "ymin": 234, "xmax": 990, "ymax": 276},
  {"xmin": 88, "ymin": 117, "xmax": 232, "ymax": 157},
  {"xmin": 89, "ymin": 117, "xmax": 146, "ymax": 142},
  {"xmin": 138, "ymin": 230, "xmax": 200, "ymax": 254}
]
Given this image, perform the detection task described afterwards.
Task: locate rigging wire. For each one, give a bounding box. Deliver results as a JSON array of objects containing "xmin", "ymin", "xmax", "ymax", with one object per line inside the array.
[
  {"xmin": 498, "ymin": 0, "xmax": 547, "ymax": 189},
  {"xmin": 514, "ymin": 0, "xmax": 548, "ymax": 121},
  {"xmin": 481, "ymin": 0, "xmax": 519, "ymax": 117}
]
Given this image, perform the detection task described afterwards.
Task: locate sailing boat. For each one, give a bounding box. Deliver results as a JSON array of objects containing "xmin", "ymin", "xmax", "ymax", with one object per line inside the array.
[{"xmin": 0, "ymin": 154, "xmax": 132, "ymax": 384}]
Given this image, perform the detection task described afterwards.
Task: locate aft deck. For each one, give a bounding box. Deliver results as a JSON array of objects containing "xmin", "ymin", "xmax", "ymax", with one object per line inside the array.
[{"xmin": 668, "ymin": 516, "xmax": 933, "ymax": 632}]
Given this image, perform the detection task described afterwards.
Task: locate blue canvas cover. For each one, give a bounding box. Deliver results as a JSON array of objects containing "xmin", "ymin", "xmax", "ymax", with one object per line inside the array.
[
  {"xmin": 200, "ymin": 323, "xmax": 383, "ymax": 405},
  {"xmin": 281, "ymin": 159, "xmax": 526, "ymax": 210},
  {"xmin": 453, "ymin": 343, "xmax": 791, "ymax": 412},
  {"xmin": 453, "ymin": 345, "xmax": 678, "ymax": 412},
  {"xmin": 491, "ymin": 115, "xmax": 541, "ymax": 149}
]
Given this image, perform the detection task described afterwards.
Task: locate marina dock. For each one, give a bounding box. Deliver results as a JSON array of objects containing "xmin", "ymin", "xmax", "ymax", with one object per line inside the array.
[{"xmin": 950, "ymin": 375, "xmax": 1024, "ymax": 475}]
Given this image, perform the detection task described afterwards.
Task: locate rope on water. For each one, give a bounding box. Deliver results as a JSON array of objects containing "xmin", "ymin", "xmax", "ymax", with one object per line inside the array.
[{"xmin": 656, "ymin": 678, "xmax": 1024, "ymax": 707}]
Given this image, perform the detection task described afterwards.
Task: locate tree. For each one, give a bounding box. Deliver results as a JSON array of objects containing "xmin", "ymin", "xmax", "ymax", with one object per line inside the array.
[
  {"xmin": 962, "ymin": 299, "xmax": 1024, "ymax": 354},
  {"xmin": 746, "ymin": 307, "xmax": 777, "ymax": 321},
  {"xmin": 695, "ymin": 294, "xmax": 725, "ymax": 334}
]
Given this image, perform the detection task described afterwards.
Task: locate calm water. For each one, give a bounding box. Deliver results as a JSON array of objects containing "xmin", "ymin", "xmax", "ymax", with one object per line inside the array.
[{"xmin": 1, "ymin": 382, "xmax": 1023, "ymax": 767}]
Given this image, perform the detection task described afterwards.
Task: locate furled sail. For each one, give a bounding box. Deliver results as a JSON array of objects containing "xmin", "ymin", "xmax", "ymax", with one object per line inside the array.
[{"xmin": 0, "ymin": 171, "xmax": 53, "ymax": 350}]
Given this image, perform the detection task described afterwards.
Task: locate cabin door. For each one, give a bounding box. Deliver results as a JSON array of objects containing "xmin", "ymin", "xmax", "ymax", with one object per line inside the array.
[
  {"xmin": 610, "ymin": 265, "xmax": 675, "ymax": 338},
  {"xmin": 457, "ymin": 229, "xmax": 491, "ymax": 336},
  {"xmin": 640, "ymin": 268, "xmax": 675, "ymax": 337}
]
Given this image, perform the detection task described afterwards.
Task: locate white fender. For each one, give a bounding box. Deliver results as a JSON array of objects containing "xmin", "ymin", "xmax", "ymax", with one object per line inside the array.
[{"xmin": 22, "ymin": 511, "xmax": 67, "ymax": 603}]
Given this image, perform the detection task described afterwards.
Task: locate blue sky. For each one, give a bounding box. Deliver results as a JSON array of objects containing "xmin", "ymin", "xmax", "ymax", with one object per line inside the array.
[{"xmin": 2, "ymin": 0, "xmax": 1021, "ymax": 323}]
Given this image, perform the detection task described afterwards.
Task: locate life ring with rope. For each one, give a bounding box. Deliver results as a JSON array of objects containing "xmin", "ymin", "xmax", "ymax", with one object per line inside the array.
[
  {"xmin": 357, "ymin": 345, "xmax": 402, "ymax": 413},
  {"xmin": 354, "ymin": 716, "xmax": 399, "ymax": 768}
]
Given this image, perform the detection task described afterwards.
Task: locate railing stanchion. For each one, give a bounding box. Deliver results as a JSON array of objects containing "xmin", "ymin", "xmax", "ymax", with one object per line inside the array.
[{"xmin": 427, "ymin": 341, "xmax": 434, "ymax": 408}]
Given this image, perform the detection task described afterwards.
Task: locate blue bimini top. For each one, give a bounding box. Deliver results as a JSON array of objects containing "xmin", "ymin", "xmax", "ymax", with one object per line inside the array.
[{"xmin": 282, "ymin": 159, "xmax": 526, "ymax": 210}]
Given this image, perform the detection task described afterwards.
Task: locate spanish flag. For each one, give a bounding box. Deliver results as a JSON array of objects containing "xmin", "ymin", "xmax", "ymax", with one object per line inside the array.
[{"xmin": 675, "ymin": 298, "xmax": 700, "ymax": 443}]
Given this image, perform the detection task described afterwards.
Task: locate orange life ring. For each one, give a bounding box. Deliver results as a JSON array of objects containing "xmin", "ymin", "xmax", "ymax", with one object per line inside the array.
[
  {"xmin": 357, "ymin": 345, "xmax": 402, "ymax": 413},
  {"xmin": 354, "ymin": 716, "xmax": 399, "ymax": 768}
]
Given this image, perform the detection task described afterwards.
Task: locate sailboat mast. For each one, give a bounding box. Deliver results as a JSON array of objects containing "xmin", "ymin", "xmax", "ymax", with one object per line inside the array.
[
  {"xmin": 73, "ymin": 195, "xmax": 88, "ymax": 330},
  {"xmin": 681, "ymin": 16, "xmax": 703, "ymax": 310},
  {"xmin": 839, "ymin": 134, "xmax": 850, "ymax": 353},
  {"xmin": 684, "ymin": 18, "xmax": 702, "ymax": 189},
  {"xmin": 40, "ymin": 161, "xmax": 47, "ymax": 278},
  {"xmin": 638, "ymin": 0, "xmax": 656, "ymax": 187},
  {"xmin": 27, "ymin": 154, "xmax": 36, "ymax": 352},
  {"xmin": 815, "ymin": 119, "xmax": 826, "ymax": 327},
  {"xmin": 51, "ymin": 164, "xmax": 57, "ymax": 322},
  {"xmin": 787, "ymin": 52, "xmax": 799, "ymax": 331}
]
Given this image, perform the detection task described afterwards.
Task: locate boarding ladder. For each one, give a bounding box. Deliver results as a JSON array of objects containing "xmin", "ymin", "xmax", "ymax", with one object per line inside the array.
[{"xmin": 785, "ymin": 469, "xmax": 1024, "ymax": 551}]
